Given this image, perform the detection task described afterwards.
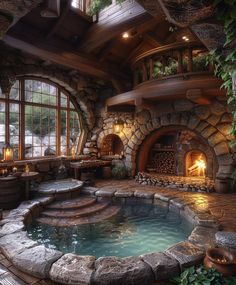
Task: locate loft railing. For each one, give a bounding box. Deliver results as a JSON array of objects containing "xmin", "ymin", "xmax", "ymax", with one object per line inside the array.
[{"xmin": 132, "ymin": 42, "xmax": 214, "ymax": 87}]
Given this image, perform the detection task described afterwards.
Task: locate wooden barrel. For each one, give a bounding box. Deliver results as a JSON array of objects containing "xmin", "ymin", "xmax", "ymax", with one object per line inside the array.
[
  {"xmin": 0, "ymin": 176, "xmax": 22, "ymax": 209},
  {"xmin": 102, "ymin": 166, "xmax": 112, "ymax": 179}
]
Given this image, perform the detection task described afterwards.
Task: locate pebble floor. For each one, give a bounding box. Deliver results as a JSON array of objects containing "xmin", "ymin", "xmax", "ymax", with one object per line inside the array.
[{"xmin": 1, "ymin": 178, "xmax": 236, "ymax": 285}]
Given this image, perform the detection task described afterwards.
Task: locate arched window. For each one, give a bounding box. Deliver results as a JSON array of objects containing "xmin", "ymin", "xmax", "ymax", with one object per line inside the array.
[{"xmin": 0, "ymin": 78, "xmax": 82, "ymax": 160}]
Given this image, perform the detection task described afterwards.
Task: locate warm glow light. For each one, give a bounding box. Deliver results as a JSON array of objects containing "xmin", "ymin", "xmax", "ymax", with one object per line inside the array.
[
  {"xmin": 25, "ymin": 164, "xmax": 30, "ymax": 174},
  {"xmin": 113, "ymin": 119, "xmax": 124, "ymax": 134},
  {"xmin": 3, "ymin": 143, "xmax": 13, "ymax": 161},
  {"xmin": 71, "ymin": 146, "xmax": 76, "ymax": 159},
  {"xmin": 182, "ymin": 36, "xmax": 189, "ymax": 41},
  {"xmin": 188, "ymin": 154, "xmax": 206, "ymax": 177},
  {"xmin": 122, "ymin": 32, "xmax": 129, "ymax": 39}
]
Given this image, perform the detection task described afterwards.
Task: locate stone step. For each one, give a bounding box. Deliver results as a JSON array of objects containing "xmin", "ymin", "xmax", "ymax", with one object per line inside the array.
[
  {"xmin": 41, "ymin": 201, "xmax": 110, "ymax": 218},
  {"xmin": 37, "ymin": 205, "xmax": 120, "ymax": 227},
  {"xmin": 45, "ymin": 197, "xmax": 96, "ymax": 210}
]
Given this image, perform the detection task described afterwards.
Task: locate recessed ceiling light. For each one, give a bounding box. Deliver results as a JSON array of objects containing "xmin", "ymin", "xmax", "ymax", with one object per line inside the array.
[
  {"xmin": 122, "ymin": 32, "xmax": 129, "ymax": 39},
  {"xmin": 182, "ymin": 36, "xmax": 187, "ymax": 40},
  {"xmin": 185, "ymin": 38, "xmax": 189, "ymax": 41}
]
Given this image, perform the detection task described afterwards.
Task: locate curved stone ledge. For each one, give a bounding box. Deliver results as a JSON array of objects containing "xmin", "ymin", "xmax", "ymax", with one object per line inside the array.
[
  {"xmin": 0, "ymin": 185, "xmax": 222, "ymax": 285},
  {"xmin": 38, "ymin": 179, "xmax": 84, "ymax": 195}
]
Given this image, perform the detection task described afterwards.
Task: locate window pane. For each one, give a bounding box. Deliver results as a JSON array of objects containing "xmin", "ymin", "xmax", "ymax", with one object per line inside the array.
[
  {"xmin": 9, "ymin": 103, "xmax": 20, "ymax": 159},
  {"xmin": 60, "ymin": 110, "xmax": 67, "ymax": 155},
  {"xmin": 9, "ymin": 81, "xmax": 19, "ymax": 100},
  {"xmin": 4, "ymin": 78, "xmax": 82, "ymax": 159},
  {"xmin": 69, "ymin": 111, "xmax": 80, "ymax": 148},
  {"xmin": 0, "ymin": 102, "xmax": 5, "ymax": 160},
  {"xmin": 61, "ymin": 93, "xmax": 67, "ymax": 107},
  {"xmin": 70, "ymin": 101, "xmax": 75, "ymax": 109},
  {"xmin": 0, "ymin": 87, "xmax": 5, "ymax": 98}
]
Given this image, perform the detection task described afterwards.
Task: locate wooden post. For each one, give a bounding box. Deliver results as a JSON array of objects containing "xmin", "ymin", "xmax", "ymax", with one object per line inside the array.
[
  {"xmin": 187, "ymin": 48, "xmax": 193, "ymax": 72},
  {"xmin": 177, "ymin": 50, "xmax": 183, "ymax": 74},
  {"xmin": 149, "ymin": 58, "xmax": 153, "ymax": 80},
  {"xmin": 141, "ymin": 61, "xmax": 147, "ymax": 82}
]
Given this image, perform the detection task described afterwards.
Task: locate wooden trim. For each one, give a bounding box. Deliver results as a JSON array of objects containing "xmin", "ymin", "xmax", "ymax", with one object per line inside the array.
[
  {"xmin": 132, "ymin": 41, "xmax": 202, "ymax": 65},
  {"xmin": 0, "ymin": 76, "xmax": 84, "ymax": 160}
]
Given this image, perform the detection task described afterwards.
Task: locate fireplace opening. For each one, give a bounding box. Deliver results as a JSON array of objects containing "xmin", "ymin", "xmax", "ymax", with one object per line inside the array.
[
  {"xmin": 138, "ymin": 127, "xmax": 216, "ymax": 179},
  {"xmin": 186, "ymin": 151, "xmax": 207, "ymax": 177},
  {"xmin": 147, "ymin": 133, "xmax": 176, "ymax": 174},
  {"xmin": 101, "ymin": 134, "xmax": 124, "ymax": 156}
]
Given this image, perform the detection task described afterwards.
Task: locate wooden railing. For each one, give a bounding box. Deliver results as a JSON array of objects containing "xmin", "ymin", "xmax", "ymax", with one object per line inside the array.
[{"xmin": 132, "ymin": 42, "xmax": 213, "ymax": 87}]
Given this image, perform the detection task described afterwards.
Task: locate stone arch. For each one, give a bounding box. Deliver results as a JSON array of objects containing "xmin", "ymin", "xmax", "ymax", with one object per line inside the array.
[
  {"xmin": 125, "ymin": 112, "xmax": 233, "ymax": 178},
  {"xmin": 100, "ymin": 134, "xmax": 124, "ymax": 156},
  {"xmin": 97, "ymin": 128, "xmax": 127, "ymax": 153},
  {"xmin": 0, "ymin": 66, "xmax": 94, "ymax": 130}
]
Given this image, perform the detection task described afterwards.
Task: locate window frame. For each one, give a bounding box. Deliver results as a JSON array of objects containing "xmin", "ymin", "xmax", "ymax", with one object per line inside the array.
[{"xmin": 0, "ymin": 76, "xmax": 83, "ymax": 160}]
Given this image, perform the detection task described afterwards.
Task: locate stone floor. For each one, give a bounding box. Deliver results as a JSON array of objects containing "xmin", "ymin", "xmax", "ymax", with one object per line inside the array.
[
  {"xmin": 95, "ymin": 179, "xmax": 236, "ymax": 232},
  {"xmin": 1, "ymin": 178, "xmax": 236, "ymax": 285}
]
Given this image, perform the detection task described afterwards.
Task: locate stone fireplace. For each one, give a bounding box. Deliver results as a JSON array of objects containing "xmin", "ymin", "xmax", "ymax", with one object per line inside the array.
[
  {"xmin": 91, "ymin": 97, "xmax": 235, "ymax": 192},
  {"xmin": 138, "ymin": 127, "xmax": 216, "ymax": 179}
]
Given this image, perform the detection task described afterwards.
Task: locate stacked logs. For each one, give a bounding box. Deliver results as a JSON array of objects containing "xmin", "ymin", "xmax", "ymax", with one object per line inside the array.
[
  {"xmin": 135, "ymin": 172, "xmax": 215, "ymax": 193},
  {"xmin": 152, "ymin": 152, "xmax": 175, "ymax": 174}
]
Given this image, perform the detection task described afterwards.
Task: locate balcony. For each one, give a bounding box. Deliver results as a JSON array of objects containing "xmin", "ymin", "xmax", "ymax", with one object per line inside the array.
[{"xmin": 106, "ymin": 42, "xmax": 225, "ymax": 111}]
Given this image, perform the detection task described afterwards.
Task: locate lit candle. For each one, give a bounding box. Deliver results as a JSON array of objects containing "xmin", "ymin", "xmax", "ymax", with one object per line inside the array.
[
  {"xmin": 71, "ymin": 146, "xmax": 76, "ymax": 159},
  {"xmin": 12, "ymin": 166, "xmax": 17, "ymax": 173},
  {"xmin": 25, "ymin": 164, "xmax": 30, "ymax": 174}
]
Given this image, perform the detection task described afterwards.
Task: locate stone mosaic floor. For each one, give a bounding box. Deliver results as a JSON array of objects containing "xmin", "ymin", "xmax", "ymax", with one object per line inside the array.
[{"xmin": 1, "ymin": 178, "xmax": 236, "ymax": 285}]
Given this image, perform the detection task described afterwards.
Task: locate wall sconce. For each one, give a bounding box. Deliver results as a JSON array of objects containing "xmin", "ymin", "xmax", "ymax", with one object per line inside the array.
[
  {"xmin": 113, "ymin": 118, "xmax": 124, "ymax": 134},
  {"xmin": 3, "ymin": 143, "xmax": 13, "ymax": 162}
]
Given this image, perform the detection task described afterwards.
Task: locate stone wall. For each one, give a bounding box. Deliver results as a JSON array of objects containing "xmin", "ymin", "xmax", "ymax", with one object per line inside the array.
[
  {"xmin": 0, "ymin": 44, "xmax": 114, "ymax": 153},
  {"xmin": 88, "ymin": 97, "xmax": 235, "ymax": 181}
]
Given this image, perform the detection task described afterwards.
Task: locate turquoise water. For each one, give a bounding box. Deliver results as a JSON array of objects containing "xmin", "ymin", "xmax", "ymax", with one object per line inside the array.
[{"xmin": 27, "ymin": 200, "xmax": 193, "ymax": 258}]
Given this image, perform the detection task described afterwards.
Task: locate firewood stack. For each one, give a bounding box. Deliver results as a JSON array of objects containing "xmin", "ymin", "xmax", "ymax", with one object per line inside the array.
[{"xmin": 153, "ymin": 152, "xmax": 175, "ymax": 174}]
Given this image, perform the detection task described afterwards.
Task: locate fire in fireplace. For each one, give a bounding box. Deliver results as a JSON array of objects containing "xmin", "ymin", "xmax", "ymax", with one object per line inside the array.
[
  {"xmin": 139, "ymin": 128, "xmax": 215, "ymax": 179},
  {"xmin": 186, "ymin": 151, "xmax": 207, "ymax": 177}
]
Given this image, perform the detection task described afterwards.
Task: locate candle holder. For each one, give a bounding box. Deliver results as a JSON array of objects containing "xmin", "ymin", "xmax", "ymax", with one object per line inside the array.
[
  {"xmin": 2, "ymin": 143, "xmax": 13, "ymax": 162},
  {"xmin": 25, "ymin": 164, "xmax": 30, "ymax": 174}
]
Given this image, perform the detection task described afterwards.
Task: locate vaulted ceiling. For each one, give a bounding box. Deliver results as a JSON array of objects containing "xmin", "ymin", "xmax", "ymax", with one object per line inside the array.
[{"xmin": 0, "ymin": 0, "xmax": 229, "ymax": 91}]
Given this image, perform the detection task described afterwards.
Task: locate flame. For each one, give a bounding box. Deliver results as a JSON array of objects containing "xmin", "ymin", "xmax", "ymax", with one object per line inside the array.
[{"xmin": 188, "ymin": 154, "xmax": 206, "ymax": 176}]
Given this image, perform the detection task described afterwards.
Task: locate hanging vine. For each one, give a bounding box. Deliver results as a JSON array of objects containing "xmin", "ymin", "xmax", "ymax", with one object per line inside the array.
[
  {"xmin": 209, "ymin": 0, "xmax": 236, "ymax": 143},
  {"xmin": 88, "ymin": 0, "xmax": 125, "ymax": 15}
]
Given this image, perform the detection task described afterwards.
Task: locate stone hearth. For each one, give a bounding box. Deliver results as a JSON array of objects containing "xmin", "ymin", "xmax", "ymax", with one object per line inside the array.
[
  {"xmin": 92, "ymin": 98, "xmax": 235, "ymax": 192},
  {"xmin": 135, "ymin": 172, "xmax": 215, "ymax": 193}
]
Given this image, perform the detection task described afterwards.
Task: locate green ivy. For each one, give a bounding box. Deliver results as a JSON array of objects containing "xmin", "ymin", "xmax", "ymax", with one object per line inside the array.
[
  {"xmin": 209, "ymin": 0, "xmax": 236, "ymax": 141},
  {"xmin": 171, "ymin": 265, "xmax": 236, "ymax": 285},
  {"xmin": 88, "ymin": 0, "xmax": 125, "ymax": 15},
  {"xmin": 208, "ymin": 0, "xmax": 236, "ymax": 184}
]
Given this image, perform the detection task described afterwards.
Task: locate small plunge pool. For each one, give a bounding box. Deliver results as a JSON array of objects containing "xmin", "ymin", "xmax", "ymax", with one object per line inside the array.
[{"xmin": 27, "ymin": 200, "xmax": 193, "ymax": 258}]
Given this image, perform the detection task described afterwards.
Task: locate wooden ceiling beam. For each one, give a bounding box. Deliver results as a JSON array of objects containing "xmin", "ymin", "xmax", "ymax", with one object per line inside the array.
[
  {"xmin": 143, "ymin": 32, "xmax": 165, "ymax": 47},
  {"xmin": 46, "ymin": 1, "xmax": 71, "ymax": 39},
  {"xmin": 3, "ymin": 34, "xmax": 127, "ymax": 82},
  {"xmin": 78, "ymin": 1, "xmax": 150, "ymax": 53},
  {"xmin": 97, "ymin": 39, "xmax": 116, "ymax": 62},
  {"xmin": 122, "ymin": 39, "xmax": 144, "ymax": 66},
  {"xmin": 41, "ymin": 0, "xmax": 60, "ymax": 18}
]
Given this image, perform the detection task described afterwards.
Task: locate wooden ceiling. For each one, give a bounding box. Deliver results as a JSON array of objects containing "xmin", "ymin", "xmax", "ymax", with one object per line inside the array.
[{"xmin": 3, "ymin": 0, "xmax": 201, "ymax": 84}]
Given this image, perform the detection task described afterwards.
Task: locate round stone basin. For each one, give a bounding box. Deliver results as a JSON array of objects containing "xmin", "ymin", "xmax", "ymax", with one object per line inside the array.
[
  {"xmin": 38, "ymin": 179, "xmax": 83, "ymax": 195},
  {"xmin": 27, "ymin": 199, "xmax": 193, "ymax": 258}
]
